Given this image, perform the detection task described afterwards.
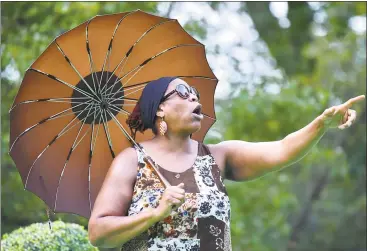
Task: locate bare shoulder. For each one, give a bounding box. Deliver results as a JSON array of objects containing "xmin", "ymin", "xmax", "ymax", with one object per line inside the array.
[
  {"xmin": 89, "ymin": 146, "xmax": 138, "ymax": 221},
  {"xmin": 114, "ymin": 146, "xmax": 139, "ymax": 168},
  {"xmin": 206, "ymin": 142, "xmax": 227, "ymax": 176},
  {"xmin": 106, "ymin": 146, "xmax": 139, "ymax": 184}
]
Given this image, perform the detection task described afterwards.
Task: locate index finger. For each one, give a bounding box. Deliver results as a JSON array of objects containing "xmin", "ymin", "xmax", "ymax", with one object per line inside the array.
[
  {"xmin": 170, "ymin": 186, "xmax": 185, "ymax": 194},
  {"xmin": 344, "ymin": 95, "xmax": 365, "ymax": 108}
]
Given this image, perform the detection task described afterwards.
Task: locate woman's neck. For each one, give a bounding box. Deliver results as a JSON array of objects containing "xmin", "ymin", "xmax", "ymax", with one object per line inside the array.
[{"xmin": 152, "ymin": 133, "xmax": 195, "ymax": 154}]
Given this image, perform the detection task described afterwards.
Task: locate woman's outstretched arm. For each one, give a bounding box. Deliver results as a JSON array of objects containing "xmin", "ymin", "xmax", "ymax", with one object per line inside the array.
[{"xmin": 208, "ymin": 95, "xmax": 365, "ymax": 181}]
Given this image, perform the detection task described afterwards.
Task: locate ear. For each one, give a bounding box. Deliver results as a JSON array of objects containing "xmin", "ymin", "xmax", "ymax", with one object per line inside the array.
[
  {"xmin": 156, "ymin": 110, "xmax": 164, "ymax": 118},
  {"xmin": 156, "ymin": 104, "xmax": 165, "ymax": 117}
]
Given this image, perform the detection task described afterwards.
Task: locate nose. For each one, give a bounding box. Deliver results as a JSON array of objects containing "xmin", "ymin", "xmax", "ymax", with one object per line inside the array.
[{"xmin": 188, "ymin": 93, "xmax": 199, "ymax": 102}]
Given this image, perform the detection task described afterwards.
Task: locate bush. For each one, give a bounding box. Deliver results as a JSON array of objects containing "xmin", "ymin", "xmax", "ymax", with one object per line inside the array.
[{"xmin": 1, "ymin": 220, "xmax": 98, "ymax": 251}]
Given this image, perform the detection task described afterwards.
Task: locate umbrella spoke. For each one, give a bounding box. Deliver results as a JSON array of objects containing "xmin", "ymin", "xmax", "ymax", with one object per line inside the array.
[
  {"xmin": 118, "ymin": 81, "xmax": 149, "ymax": 91},
  {"xmin": 48, "ymin": 108, "xmax": 89, "ymax": 121},
  {"xmin": 55, "ymin": 41, "xmax": 101, "ymax": 102},
  {"xmin": 101, "ymin": 19, "xmax": 176, "ymax": 97},
  {"xmin": 103, "ymin": 75, "xmax": 217, "ymax": 101},
  {"xmin": 106, "ymin": 44, "xmax": 201, "ymax": 101},
  {"xmin": 106, "ymin": 81, "xmax": 146, "ymax": 102},
  {"xmin": 101, "ymin": 55, "xmax": 128, "ymax": 96},
  {"xmin": 54, "ymin": 104, "xmax": 101, "ymax": 211},
  {"xmin": 101, "ymin": 109, "xmax": 115, "ymax": 158},
  {"xmin": 9, "ymin": 97, "xmax": 91, "ymax": 113},
  {"xmin": 117, "ymin": 44, "xmax": 202, "ymax": 84},
  {"xmin": 107, "ymin": 96, "xmax": 141, "ymax": 109},
  {"xmin": 57, "ymin": 108, "xmax": 97, "ymax": 139},
  {"xmin": 98, "ymin": 48, "xmax": 112, "ymax": 95},
  {"xmin": 203, "ymin": 113, "xmax": 216, "ymax": 121},
  {"xmin": 106, "ymin": 75, "xmax": 217, "ymax": 116},
  {"xmin": 107, "ymin": 97, "xmax": 138, "ymax": 103},
  {"xmin": 107, "ymin": 110, "xmax": 135, "ymax": 145},
  {"xmin": 73, "ymin": 119, "xmax": 97, "ymax": 149},
  {"xmin": 114, "ymin": 103, "xmax": 137, "ymax": 106},
  {"xmin": 24, "ymin": 102, "xmax": 96, "ymax": 188},
  {"xmin": 103, "ymin": 77, "xmax": 139, "ymax": 100},
  {"xmin": 29, "ymin": 69, "xmax": 99, "ymax": 103},
  {"xmin": 87, "ymin": 106, "xmax": 104, "ymax": 213},
  {"xmin": 85, "ymin": 19, "xmax": 100, "ymax": 98},
  {"xmin": 106, "ymin": 84, "xmax": 145, "ymax": 101},
  {"xmin": 108, "ymin": 104, "xmax": 130, "ymax": 116},
  {"xmin": 10, "ymin": 100, "xmax": 94, "ymax": 152},
  {"xmin": 104, "ymin": 75, "xmax": 217, "ymax": 102},
  {"xmin": 104, "ymin": 58, "xmax": 142, "ymax": 97},
  {"xmin": 98, "ymin": 49, "xmax": 115, "ymax": 97},
  {"xmin": 88, "ymin": 115, "xmax": 95, "ymax": 214},
  {"xmin": 87, "ymin": 107, "xmax": 97, "ymax": 214},
  {"xmin": 175, "ymin": 75, "xmax": 217, "ymax": 80},
  {"xmin": 98, "ymin": 10, "xmax": 139, "ymax": 94}
]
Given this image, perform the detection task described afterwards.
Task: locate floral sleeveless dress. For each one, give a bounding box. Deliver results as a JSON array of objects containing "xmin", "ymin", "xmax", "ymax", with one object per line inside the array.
[{"xmin": 120, "ymin": 141, "xmax": 232, "ymax": 251}]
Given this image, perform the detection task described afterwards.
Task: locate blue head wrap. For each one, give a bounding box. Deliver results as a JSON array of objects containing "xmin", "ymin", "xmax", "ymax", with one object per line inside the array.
[{"xmin": 139, "ymin": 76, "xmax": 178, "ymax": 130}]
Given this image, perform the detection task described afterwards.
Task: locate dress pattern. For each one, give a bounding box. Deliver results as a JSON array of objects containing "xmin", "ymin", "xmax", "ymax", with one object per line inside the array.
[{"xmin": 121, "ymin": 142, "xmax": 232, "ymax": 251}]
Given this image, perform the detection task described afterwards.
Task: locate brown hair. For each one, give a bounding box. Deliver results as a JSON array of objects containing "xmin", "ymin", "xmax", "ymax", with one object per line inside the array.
[
  {"xmin": 126, "ymin": 102, "xmax": 145, "ymax": 139},
  {"xmin": 126, "ymin": 102, "xmax": 160, "ymax": 139}
]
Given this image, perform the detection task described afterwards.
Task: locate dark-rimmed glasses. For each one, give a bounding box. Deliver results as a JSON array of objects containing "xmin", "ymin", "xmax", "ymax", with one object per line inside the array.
[{"xmin": 160, "ymin": 84, "xmax": 200, "ymax": 103}]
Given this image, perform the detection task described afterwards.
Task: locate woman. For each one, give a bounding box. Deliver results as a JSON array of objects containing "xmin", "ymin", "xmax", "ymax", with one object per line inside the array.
[{"xmin": 87, "ymin": 77, "xmax": 364, "ymax": 250}]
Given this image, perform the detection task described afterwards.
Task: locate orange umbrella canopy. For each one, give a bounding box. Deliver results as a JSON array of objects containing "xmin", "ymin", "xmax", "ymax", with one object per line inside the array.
[{"xmin": 9, "ymin": 10, "xmax": 218, "ymax": 218}]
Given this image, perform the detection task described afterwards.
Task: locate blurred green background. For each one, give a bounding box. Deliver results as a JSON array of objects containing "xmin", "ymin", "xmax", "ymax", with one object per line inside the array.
[{"xmin": 1, "ymin": 2, "xmax": 366, "ymax": 251}]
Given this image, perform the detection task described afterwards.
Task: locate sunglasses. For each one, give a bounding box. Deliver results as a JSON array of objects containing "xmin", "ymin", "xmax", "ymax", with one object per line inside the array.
[{"xmin": 161, "ymin": 84, "xmax": 200, "ymax": 103}]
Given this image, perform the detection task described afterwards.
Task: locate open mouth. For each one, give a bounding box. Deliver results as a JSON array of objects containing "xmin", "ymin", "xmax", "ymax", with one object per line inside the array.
[{"xmin": 192, "ymin": 104, "xmax": 202, "ymax": 115}]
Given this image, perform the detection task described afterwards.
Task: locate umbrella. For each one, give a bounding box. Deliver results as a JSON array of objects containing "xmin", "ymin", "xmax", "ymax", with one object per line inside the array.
[{"xmin": 9, "ymin": 9, "xmax": 218, "ymax": 219}]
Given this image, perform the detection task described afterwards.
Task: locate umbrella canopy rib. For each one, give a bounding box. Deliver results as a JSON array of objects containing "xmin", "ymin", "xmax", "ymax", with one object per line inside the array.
[
  {"xmin": 28, "ymin": 69, "xmax": 99, "ymax": 103},
  {"xmin": 24, "ymin": 102, "xmax": 97, "ymax": 188},
  {"xmin": 105, "ymin": 75, "xmax": 217, "ymax": 103},
  {"xmin": 100, "ymin": 19, "xmax": 176, "ymax": 96},
  {"xmin": 101, "ymin": 109, "xmax": 116, "ymax": 159},
  {"xmin": 106, "ymin": 84, "xmax": 146, "ymax": 103},
  {"xmin": 85, "ymin": 19, "xmax": 100, "ymax": 98},
  {"xmin": 109, "ymin": 75, "xmax": 217, "ymax": 94},
  {"xmin": 9, "ymin": 97, "xmax": 91, "ymax": 113},
  {"xmin": 55, "ymin": 41, "xmax": 101, "ymax": 102},
  {"xmin": 203, "ymin": 113, "xmax": 216, "ymax": 121},
  {"xmin": 108, "ymin": 104, "xmax": 130, "ymax": 117},
  {"xmin": 54, "ymin": 105, "xmax": 101, "ymax": 211},
  {"xmin": 10, "ymin": 99, "xmax": 94, "ymax": 152},
  {"xmin": 105, "ymin": 44, "xmax": 202, "ymax": 100},
  {"xmin": 104, "ymin": 59, "xmax": 142, "ymax": 98},
  {"xmin": 107, "ymin": 110, "xmax": 135, "ymax": 146},
  {"xmin": 88, "ymin": 106, "xmax": 104, "ymax": 214},
  {"xmin": 105, "ymin": 43, "xmax": 202, "ymax": 97},
  {"xmin": 98, "ymin": 10, "xmax": 139, "ymax": 93}
]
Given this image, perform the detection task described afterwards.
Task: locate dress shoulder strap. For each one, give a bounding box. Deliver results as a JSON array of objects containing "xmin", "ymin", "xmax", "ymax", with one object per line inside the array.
[
  {"xmin": 198, "ymin": 141, "xmax": 213, "ymax": 157},
  {"xmin": 132, "ymin": 145, "xmax": 146, "ymax": 165}
]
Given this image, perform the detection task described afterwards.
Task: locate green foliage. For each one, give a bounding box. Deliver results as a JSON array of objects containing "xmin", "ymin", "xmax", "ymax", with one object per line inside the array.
[
  {"xmin": 245, "ymin": 2, "xmax": 315, "ymax": 76},
  {"xmin": 184, "ymin": 19, "xmax": 207, "ymax": 40},
  {"xmin": 1, "ymin": 221, "xmax": 98, "ymax": 251}
]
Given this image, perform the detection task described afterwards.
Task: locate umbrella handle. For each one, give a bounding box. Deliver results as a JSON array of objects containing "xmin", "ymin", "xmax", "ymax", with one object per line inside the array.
[{"xmin": 143, "ymin": 156, "xmax": 171, "ymax": 188}]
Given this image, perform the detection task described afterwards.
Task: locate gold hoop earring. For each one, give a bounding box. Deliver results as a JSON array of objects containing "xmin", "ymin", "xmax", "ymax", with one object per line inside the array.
[{"xmin": 159, "ymin": 116, "xmax": 167, "ymax": 136}]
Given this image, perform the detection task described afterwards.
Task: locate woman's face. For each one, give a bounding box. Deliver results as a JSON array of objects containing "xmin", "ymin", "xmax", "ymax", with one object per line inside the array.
[{"xmin": 157, "ymin": 79, "xmax": 202, "ymax": 136}]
